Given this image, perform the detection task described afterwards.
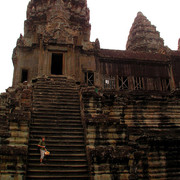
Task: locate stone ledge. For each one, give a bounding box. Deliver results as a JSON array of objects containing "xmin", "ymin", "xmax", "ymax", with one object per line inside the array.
[{"xmin": 0, "ymin": 145, "xmax": 28, "ymax": 155}]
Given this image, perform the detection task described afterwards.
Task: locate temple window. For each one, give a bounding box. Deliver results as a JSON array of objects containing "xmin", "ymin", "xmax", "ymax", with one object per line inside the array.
[
  {"xmin": 134, "ymin": 77, "xmax": 144, "ymax": 90},
  {"xmin": 21, "ymin": 69, "xmax": 28, "ymax": 83},
  {"xmin": 85, "ymin": 72, "xmax": 94, "ymax": 86},
  {"xmin": 161, "ymin": 78, "xmax": 170, "ymax": 91},
  {"xmin": 104, "ymin": 76, "xmax": 116, "ymax": 89},
  {"xmin": 119, "ymin": 76, "xmax": 128, "ymax": 90}
]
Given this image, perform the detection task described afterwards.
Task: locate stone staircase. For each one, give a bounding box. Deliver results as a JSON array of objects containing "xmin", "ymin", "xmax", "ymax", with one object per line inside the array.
[{"xmin": 26, "ymin": 76, "xmax": 89, "ymax": 180}]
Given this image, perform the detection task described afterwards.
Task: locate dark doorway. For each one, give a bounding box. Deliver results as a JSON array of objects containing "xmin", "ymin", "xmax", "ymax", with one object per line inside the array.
[
  {"xmin": 51, "ymin": 53, "xmax": 63, "ymax": 75},
  {"xmin": 21, "ymin": 69, "xmax": 28, "ymax": 83}
]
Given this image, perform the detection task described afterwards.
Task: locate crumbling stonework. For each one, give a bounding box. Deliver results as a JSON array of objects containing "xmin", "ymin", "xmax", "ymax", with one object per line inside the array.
[
  {"xmin": 81, "ymin": 88, "xmax": 180, "ymax": 179},
  {"xmin": 0, "ymin": 82, "xmax": 32, "ymax": 180},
  {"xmin": 1, "ymin": 0, "xmax": 180, "ymax": 179},
  {"xmin": 12, "ymin": 0, "xmax": 94, "ymax": 87},
  {"xmin": 126, "ymin": 12, "xmax": 167, "ymax": 53},
  {"xmin": 25, "ymin": 0, "xmax": 91, "ymax": 46}
]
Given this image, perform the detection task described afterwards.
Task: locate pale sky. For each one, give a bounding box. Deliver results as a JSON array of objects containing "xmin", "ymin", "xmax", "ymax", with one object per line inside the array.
[{"xmin": 0, "ymin": 0, "xmax": 179, "ymax": 93}]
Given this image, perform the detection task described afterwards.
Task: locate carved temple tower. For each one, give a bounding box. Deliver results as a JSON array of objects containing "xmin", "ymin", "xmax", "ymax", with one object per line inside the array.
[
  {"xmin": 12, "ymin": 0, "xmax": 92, "ymax": 87},
  {"xmin": 0, "ymin": 1, "xmax": 180, "ymax": 179},
  {"xmin": 126, "ymin": 12, "xmax": 165, "ymax": 52}
]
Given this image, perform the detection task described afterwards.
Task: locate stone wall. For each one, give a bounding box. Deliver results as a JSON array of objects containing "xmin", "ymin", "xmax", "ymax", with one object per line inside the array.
[
  {"xmin": 81, "ymin": 88, "xmax": 180, "ymax": 179},
  {"xmin": 0, "ymin": 82, "xmax": 32, "ymax": 180}
]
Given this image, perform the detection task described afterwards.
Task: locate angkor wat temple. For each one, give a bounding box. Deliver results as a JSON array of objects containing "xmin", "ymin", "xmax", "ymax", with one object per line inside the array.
[{"xmin": 0, "ymin": 0, "xmax": 180, "ymax": 179}]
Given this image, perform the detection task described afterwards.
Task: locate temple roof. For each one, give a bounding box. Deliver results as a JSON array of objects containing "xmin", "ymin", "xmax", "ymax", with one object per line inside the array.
[
  {"xmin": 99, "ymin": 49, "xmax": 169, "ymax": 62},
  {"xmin": 126, "ymin": 12, "xmax": 165, "ymax": 53}
]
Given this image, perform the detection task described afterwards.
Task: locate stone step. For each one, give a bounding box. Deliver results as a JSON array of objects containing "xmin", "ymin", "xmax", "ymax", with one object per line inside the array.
[
  {"xmin": 29, "ymin": 148, "xmax": 85, "ymax": 154},
  {"xmin": 32, "ymin": 117, "xmax": 82, "ymax": 123},
  {"xmin": 33, "ymin": 101, "xmax": 80, "ymax": 106},
  {"xmin": 31, "ymin": 140, "xmax": 86, "ymax": 145},
  {"xmin": 29, "ymin": 147, "xmax": 85, "ymax": 154},
  {"xmin": 34, "ymin": 87, "xmax": 78, "ymax": 92},
  {"xmin": 30, "ymin": 126, "xmax": 84, "ymax": 131},
  {"xmin": 31, "ymin": 122, "xmax": 83, "ymax": 126},
  {"xmin": 33, "ymin": 109, "xmax": 80, "ymax": 113},
  {"xmin": 34, "ymin": 91, "xmax": 79, "ymax": 96},
  {"xmin": 33, "ymin": 103, "xmax": 80, "ymax": 108},
  {"xmin": 27, "ymin": 169, "xmax": 88, "ymax": 176},
  {"xmin": 26, "ymin": 175, "xmax": 89, "ymax": 180},
  {"xmin": 35, "ymin": 80, "xmax": 76, "ymax": 84},
  {"xmin": 31, "ymin": 122, "xmax": 83, "ymax": 127},
  {"xmin": 35, "ymin": 79, "xmax": 76, "ymax": 83},
  {"xmin": 29, "ymin": 139, "xmax": 85, "ymax": 144},
  {"xmin": 36, "ymin": 76, "xmax": 67, "ymax": 80},
  {"xmin": 28, "ymin": 164, "xmax": 88, "ymax": 170},
  {"xmin": 33, "ymin": 94, "xmax": 79, "ymax": 100},
  {"xmin": 35, "ymin": 78, "xmax": 76, "ymax": 83},
  {"xmin": 34, "ymin": 85, "xmax": 78, "ymax": 90},
  {"xmin": 32, "ymin": 113, "xmax": 80, "ymax": 118},
  {"xmin": 30, "ymin": 134, "xmax": 84, "ymax": 140},
  {"xmin": 29, "ymin": 152, "xmax": 86, "ymax": 158},
  {"xmin": 30, "ymin": 130, "xmax": 84, "ymax": 136},
  {"xmin": 27, "ymin": 166, "xmax": 88, "ymax": 174},
  {"xmin": 28, "ymin": 157, "xmax": 87, "ymax": 163},
  {"xmin": 33, "ymin": 97, "xmax": 79, "ymax": 102},
  {"xmin": 29, "ymin": 141, "xmax": 85, "ymax": 147}
]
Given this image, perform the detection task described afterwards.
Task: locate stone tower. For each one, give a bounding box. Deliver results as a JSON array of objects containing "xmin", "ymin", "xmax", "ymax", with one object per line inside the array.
[
  {"xmin": 126, "ymin": 12, "xmax": 165, "ymax": 53},
  {"xmin": 12, "ymin": 0, "xmax": 92, "ymax": 87},
  {"xmin": 1, "ymin": 1, "xmax": 180, "ymax": 179}
]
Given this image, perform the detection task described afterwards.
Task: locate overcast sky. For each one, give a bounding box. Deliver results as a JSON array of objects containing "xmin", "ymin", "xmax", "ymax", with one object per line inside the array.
[{"xmin": 0, "ymin": 0, "xmax": 179, "ymax": 93}]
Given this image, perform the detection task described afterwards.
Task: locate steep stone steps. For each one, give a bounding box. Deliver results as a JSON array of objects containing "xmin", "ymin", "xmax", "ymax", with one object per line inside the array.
[{"xmin": 26, "ymin": 77, "xmax": 89, "ymax": 180}]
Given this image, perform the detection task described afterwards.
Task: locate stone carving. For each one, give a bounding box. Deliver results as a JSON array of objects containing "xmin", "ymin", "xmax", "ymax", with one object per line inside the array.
[
  {"xmin": 126, "ymin": 12, "xmax": 167, "ymax": 53},
  {"xmin": 2, "ymin": 1, "xmax": 180, "ymax": 179},
  {"xmin": 23, "ymin": 0, "xmax": 91, "ymax": 46}
]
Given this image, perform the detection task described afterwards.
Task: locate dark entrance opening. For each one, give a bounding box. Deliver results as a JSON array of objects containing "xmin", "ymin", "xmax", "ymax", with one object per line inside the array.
[
  {"xmin": 51, "ymin": 53, "xmax": 63, "ymax": 75},
  {"xmin": 21, "ymin": 69, "xmax": 28, "ymax": 83}
]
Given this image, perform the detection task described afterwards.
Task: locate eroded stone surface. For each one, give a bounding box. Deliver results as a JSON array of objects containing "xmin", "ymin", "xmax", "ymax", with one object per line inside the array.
[
  {"xmin": 0, "ymin": 82, "xmax": 32, "ymax": 180},
  {"xmin": 22, "ymin": 0, "xmax": 90, "ymax": 46},
  {"xmin": 126, "ymin": 12, "xmax": 167, "ymax": 53},
  {"xmin": 1, "ymin": 1, "xmax": 180, "ymax": 180},
  {"xmin": 82, "ymin": 90, "xmax": 180, "ymax": 179}
]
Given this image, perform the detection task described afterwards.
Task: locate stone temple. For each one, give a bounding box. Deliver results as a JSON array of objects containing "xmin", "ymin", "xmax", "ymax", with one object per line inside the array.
[{"xmin": 0, "ymin": 0, "xmax": 180, "ymax": 179}]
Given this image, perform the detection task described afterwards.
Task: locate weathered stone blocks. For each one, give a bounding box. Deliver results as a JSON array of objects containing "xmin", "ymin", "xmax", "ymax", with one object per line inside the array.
[{"xmin": 82, "ymin": 90, "xmax": 180, "ymax": 179}]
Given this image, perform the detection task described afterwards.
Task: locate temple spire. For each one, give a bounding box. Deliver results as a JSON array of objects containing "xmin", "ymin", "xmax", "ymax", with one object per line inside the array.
[{"xmin": 126, "ymin": 11, "xmax": 165, "ymax": 53}]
